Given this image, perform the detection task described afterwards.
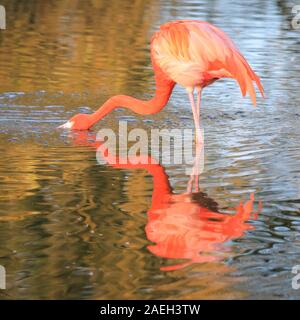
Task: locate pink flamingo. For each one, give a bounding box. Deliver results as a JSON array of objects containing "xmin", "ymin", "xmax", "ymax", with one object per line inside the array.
[{"xmin": 59, "ymin": 20, "xmax": 264, "ymax": 139}]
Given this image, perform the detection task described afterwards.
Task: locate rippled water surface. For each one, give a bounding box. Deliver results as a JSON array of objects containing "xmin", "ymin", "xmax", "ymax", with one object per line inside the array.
[{"xmin": 0, "ymin": 0, "xmax": 300, "ymax": 299}]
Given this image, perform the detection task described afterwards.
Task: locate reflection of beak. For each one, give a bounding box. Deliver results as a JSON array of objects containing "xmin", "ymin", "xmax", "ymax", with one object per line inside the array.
[{"xmin": 58, "ymin": 121, "xmax": 74, "ymax": 129}]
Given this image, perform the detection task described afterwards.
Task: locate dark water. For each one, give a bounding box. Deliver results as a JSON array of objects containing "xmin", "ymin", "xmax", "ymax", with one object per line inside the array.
[{"xmin": 0, "ymin": 0, "xmax": 300, "ymax": 299}]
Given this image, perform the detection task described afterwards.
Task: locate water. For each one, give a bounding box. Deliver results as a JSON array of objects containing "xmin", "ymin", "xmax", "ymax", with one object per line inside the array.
[{"xmin": 0, "ymin": 0, "xmax": 300, "ymax": 299}]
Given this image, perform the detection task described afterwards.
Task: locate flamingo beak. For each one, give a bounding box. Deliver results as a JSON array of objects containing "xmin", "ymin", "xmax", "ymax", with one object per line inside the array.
[{"xmin": 58, "ymin": 121, "xmax": 74, "ymax": 129}]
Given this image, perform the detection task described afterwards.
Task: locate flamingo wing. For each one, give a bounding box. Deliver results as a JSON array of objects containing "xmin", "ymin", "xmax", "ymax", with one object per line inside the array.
[{"xmin": 151, "ymin": 20, "xmax": 264, "ymax": 105}]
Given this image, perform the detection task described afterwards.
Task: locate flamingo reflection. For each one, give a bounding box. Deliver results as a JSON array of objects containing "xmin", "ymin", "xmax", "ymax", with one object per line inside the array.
[{"xmin": 71, "ymin": 132, "xmax": 262, "ymax": 271}]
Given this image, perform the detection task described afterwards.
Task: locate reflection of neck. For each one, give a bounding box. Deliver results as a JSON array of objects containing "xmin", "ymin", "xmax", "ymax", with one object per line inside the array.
[
  {"xmin": 71, "ymin": 130, "xmax": 205, "ymax": 208},
  {"xmin": 89, "ymin": 64, "xmax": 175, "ymax": 127},
  {"xmin": 103, "ymin": 152, "xmax": 172, "ymax": 208},
  {"xmin": 73, "ymin": 135, "xmax": 173, "ymax": 207}
]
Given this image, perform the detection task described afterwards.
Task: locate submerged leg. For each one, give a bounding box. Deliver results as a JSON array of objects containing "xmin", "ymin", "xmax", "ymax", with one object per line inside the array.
[
  {"xmin": 187, "ymin": 88, "xmax": 204, "ymax": 193},
  {"xmin": 186, "ymin": 137, "xmax": 203, "ymax": 193}
]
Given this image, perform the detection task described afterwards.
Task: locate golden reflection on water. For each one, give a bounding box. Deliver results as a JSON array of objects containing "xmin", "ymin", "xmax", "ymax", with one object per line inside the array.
[
  {"xmin": 0, "ymin": 0, "xmax": 159, "ymax": 93},
  {"xmin": 0, "ymin": 129, "xmax": 255, "ymax": 299}
]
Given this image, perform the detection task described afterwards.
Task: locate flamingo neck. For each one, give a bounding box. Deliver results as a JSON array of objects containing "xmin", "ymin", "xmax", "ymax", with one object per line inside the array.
[{"xmin": 89, "ymin": 67, "xmax": 175, "ymax": 128}]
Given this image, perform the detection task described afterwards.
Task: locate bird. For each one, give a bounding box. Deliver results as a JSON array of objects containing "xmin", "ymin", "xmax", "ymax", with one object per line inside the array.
[{"xmin": 59, "ymin": 20, "xmax": 264, "ymax": 140}]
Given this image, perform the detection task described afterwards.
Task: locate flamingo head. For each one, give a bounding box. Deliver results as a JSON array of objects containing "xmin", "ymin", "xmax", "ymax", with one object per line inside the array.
[{"xmin": 58, "ymin": 114, "xmax": 92, "ymax": 130}]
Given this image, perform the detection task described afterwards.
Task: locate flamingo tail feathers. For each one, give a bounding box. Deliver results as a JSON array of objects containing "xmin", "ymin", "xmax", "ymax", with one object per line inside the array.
[{"xmin": 233, "ymin": 53, "xmax": 265, "ymax": 106}]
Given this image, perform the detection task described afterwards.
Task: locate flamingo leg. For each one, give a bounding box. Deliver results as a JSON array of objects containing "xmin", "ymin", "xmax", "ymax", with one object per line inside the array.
[
  {"xmin": 186, "ymin": 90, "xmax": 204, "ymax": 193},
  {"xmin": 188, "ymin": 92, "xmax": 201, "ymax": 144},
  {"xmin": 196, "ymin": 87, "xmax": 203, "ymax": 144}
]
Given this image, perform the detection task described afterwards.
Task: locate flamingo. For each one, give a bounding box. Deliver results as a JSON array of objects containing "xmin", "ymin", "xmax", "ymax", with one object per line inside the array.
[{"xmin": 60, "ymin": 20, "xmax": 264, "ymax": 141}]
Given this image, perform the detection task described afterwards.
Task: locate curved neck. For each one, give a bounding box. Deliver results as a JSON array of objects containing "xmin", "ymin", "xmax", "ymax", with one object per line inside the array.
[{"xmin": 89, "ymin": 65, "xmax": 175, "ymax": 127}]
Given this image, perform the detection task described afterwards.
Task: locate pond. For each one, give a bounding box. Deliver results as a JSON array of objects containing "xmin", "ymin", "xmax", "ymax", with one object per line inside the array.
[{"xmin": 0, "ymin": 0, "xmax": 300, "ymax": 299}]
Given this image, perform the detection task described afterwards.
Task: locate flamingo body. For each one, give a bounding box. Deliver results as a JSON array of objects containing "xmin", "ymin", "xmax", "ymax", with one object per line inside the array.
[
  {"xmin": 60, "ymin": 20, "xmax": 264, "ymax": 131},
  {"xmin": 151, "ymin": 20, "xmax": 264, "ymax": 102}
]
